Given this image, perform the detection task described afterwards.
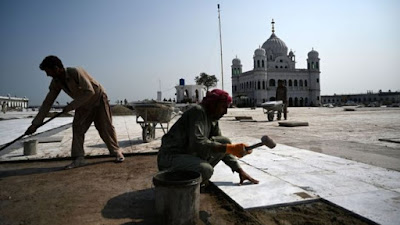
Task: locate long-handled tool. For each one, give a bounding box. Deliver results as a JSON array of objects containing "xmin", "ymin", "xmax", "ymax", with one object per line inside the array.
[
  {"xmin": 0, "ymin": 111, "xmax": 65, "ymax": 151},
  {"xmin": 245, "ymin": 135, "xmax": 276, "ymax": 151}
]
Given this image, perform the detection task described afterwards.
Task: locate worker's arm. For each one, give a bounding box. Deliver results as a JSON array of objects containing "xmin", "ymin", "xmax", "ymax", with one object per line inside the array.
[
  {"xmin": 27, "ymin": 81, "xmax": 61, "ymax": 134},
  {"xmin": 63, "ymin": 68, "xmax": 95, "ymax": 112}
]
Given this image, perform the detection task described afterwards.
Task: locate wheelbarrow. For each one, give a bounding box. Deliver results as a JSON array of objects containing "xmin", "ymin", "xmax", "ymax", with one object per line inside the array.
[
  {"xmin": 261, "ymin": 100, "xmax": 284, "ymax": 121},
  {"xmin": 133, "ymin": 101, "xmax": 174, "ymax": 143}
]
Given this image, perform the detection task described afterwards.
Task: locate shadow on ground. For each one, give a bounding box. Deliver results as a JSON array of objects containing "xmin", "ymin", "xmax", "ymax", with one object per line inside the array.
[
  {"xmin": 88, "ymin": 139, "xmax": 147, "ymax": 148},
  {"xmin": 0, "ymin": 159, "xmax": 115, "ymax": 179},
  {"xmin": 102, "ymin": 188, "xmax": 158, "ymax": 225}
]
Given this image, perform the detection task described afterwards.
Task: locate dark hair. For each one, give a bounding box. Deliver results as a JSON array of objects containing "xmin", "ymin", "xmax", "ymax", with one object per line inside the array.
[{"xmin": 39, "ymin": 55, "xmax": 64, "ymax": 70}]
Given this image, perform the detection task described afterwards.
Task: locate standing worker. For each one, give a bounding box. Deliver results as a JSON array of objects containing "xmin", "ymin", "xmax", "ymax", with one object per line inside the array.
[
  {"xmin": 276, "ymin": 80, "xmax": 288, "ymax": 120},
  {"xmin": 25, "ymin": 55, "xmax": 125, "ymax": 169},
  {"xmin": 157, "ymin": 89, "xmax": 260, "ymax": 185},
  {"xmin": 1, "ymin": 101, "xmax": 7, "ymax": 114}
]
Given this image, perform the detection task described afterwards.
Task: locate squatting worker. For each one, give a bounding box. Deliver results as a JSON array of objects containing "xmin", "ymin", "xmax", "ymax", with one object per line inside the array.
[
  {"xmin": 157, "ymin": 89, "xmax": 259, "ymax": 185},
  {"xmin": 25, "ymin": 55, "xmax": 125, "ymax": 169}
]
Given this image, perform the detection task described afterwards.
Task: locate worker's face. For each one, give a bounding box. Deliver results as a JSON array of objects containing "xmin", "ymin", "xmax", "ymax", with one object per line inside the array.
[
  {"xmin": 44, "ymin": 67, "xmax": 63, "ymax": 78},
  {"xmin": 211, "ymin": 101, "xmax": 228, "ymax": 120}
]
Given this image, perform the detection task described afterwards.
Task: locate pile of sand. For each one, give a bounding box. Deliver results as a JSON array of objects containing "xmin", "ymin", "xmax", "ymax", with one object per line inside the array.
[
  {"xmin": 46, "ymin": 112, "xmax": 73, "ymax": 117},
  {"xmin": 111, "ymin": 105, "xmax": 134, "ymax": 116}
]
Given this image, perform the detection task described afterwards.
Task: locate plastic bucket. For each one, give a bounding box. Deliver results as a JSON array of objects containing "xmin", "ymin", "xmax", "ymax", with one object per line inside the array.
[
  {"xmin": 153, "ymin": 170, "xmax": 201, "ymax": 225},
  {"xmin": 23, "ymin": 139, "xmax": 38, "ymax": 155}
]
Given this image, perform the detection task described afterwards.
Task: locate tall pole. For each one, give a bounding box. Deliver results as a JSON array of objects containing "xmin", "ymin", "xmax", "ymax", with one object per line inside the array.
[{"xmin": 217, "ymin": 4, "xmax": 224, "ymax": 90}]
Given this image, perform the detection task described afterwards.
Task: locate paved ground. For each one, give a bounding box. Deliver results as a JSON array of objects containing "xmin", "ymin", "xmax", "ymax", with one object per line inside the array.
[{"xmin": 0, "ymin": 106, "xmax": 399, "ymax": 225}]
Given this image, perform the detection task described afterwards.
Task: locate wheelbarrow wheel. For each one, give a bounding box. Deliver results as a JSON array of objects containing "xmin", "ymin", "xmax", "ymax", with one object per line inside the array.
[
  {"xmin": 267, "ymin": 112, "xmax": 274, "ymax": 121},
  {"xmin": 142, "ymin": 124, "xmax": 154, "ymax": 143}
]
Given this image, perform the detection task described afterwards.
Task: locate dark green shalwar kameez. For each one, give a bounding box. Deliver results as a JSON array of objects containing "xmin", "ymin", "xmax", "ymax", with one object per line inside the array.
[{"xmin": 157, "ymin": 104, "xmax": 240, "ymax": 181}]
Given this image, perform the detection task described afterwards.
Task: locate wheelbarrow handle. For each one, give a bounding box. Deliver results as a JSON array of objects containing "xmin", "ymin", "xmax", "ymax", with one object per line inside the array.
[{"xmin": 0, "ymin": 111, "xmax": 65, "ymax": 151}]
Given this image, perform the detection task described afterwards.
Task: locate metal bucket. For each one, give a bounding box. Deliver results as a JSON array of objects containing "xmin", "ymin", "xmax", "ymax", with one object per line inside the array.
[
  {"xmin": 23, "ymin": 139, "xmax": 38, "ymax": 155},
  {"xmin": 153, "ymin": 170, "xmax": 201, "ymax": 225}
]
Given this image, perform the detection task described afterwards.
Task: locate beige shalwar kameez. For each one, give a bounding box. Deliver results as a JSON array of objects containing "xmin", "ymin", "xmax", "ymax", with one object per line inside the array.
[{"xmin": 32, "ymin": 67, "xmax": 119, "ymax": 157}]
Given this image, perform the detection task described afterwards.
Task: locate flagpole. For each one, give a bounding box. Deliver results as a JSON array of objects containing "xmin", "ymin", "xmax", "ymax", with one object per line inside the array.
[{"xmin": 217, "ymin": 4, "xmax": 224, "ymax": 90}]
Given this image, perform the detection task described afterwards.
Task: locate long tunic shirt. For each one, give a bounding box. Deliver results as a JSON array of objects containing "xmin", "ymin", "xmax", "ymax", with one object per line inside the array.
[
  {"xmin": 32, "ymin": 67, "xmax": 104, "ymax": 126},
  {"xmin": 159, "ymin": 104, "xmax": 240, "ymax": 171}
]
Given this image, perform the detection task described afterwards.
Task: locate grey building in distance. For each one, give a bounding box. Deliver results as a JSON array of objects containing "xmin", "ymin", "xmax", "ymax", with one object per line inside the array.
[{"xmin": 231, "ymin": 20, "xmax": 321, "ymax": 107}]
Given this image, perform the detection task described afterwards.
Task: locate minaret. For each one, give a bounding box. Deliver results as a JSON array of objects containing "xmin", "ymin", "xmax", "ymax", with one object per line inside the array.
[{"xmin": 307, "ymin": 48, "xmax": 321, "ymax": 106}]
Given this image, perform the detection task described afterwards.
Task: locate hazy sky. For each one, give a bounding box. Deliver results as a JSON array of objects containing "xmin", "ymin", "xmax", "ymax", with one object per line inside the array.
[{"xmin": 1, "ymin": 0, "xmax": 399, "ymax": 105}]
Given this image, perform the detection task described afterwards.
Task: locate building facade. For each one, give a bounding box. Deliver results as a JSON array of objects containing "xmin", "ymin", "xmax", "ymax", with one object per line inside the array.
[
  {"xmin": 0, "ymin": 95, "xmax": 29, "ymax": 111},
  {"xmin": 175, "ymin": 79, "xmax": 206, "ymax": 103},
  {"xmin": 231, "ymin": 20, "xmax": 321, "ymax": 107},
  {"xmin": 321, "ymin": 90, "xmax": 400, "ymax": 106}
]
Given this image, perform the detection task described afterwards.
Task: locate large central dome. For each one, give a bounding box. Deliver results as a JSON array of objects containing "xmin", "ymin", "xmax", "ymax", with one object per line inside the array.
[{"xmin": 262, "ymin": 32, "xmax": 288, "ymax": 57}]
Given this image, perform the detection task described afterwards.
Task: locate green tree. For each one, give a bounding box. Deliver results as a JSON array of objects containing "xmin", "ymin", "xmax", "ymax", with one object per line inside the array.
[{"xmin": 194, "ymin": 72, "xmax": 218, "ymax": 92}]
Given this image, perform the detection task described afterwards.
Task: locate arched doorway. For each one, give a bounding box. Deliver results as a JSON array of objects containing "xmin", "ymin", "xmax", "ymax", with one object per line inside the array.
[{"xmin": 289, "ymin": 97, "xmax": 293, "ymax": 107}]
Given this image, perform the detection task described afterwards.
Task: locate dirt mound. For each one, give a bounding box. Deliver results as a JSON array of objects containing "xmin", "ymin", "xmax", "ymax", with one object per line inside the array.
[
  {"xmin": 111, "ymin": 105, "xmax": 134, "ymax": 116},
  {"xmin": 46, "ymin": 112, "xmax": 73, "ymax": 117}
]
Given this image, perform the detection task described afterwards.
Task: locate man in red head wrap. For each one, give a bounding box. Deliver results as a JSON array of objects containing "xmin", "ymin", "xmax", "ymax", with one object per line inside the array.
[{"xmin": 157, "ymin": 89, "xmax": 259, "ymax": 185}]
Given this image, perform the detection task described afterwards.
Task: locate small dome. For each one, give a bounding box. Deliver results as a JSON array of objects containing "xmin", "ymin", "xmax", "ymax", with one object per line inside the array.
[
  {"xmin": 308, "ymin": 49, "xmax": 319, "ymax": 58},
  {"xmin": 254, "ymin": 47, "xmax": 266, "ymax": 56},
  {"xmin": 262, "ymin": 33, "xmax": 288, "ymax": 57},
  {"xmin": 288, "ymin": 50, "xmax": 294, "ymax": 56},
  {"xmin": 232, "ymin": 57, "xmax": 241, "ymax": 65}
]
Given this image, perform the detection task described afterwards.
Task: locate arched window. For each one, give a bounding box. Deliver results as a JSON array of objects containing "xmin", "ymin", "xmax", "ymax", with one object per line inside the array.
[
  {"xmin": 305, "ymin": 80, "xmax": 308, "ymax": 87},
  {"xmin": 258, "ymin": 81, "xmax": 261, "ymax": 90},
  {"xmin": 289, "ymin": 80, "xmax": 292, "ymax": 87},
  {"xmin": 316, "ymin": 62, "xmax": 319, "ymax": 69},
  {"xmin": 294, "ymin": 80, "xmax": 298, "ymax": 87},
  {"xmin": 311, "ymin": 62, "xmax": 315, "ymax": 69},
  {"xmin": 307, "ymin": 63, "xmax": 310, "ymax": 69},
  {"xmin": 269, "ymin": 79, "xmax": 276, "ymax": 87},
  {"xmin": 299, "ymin": 80, "xmax": 303, "ymax": 87},
  {"xmin": 262, "ymin": 81, "xmax": 265, "ymax": 89},
  {"xmin": 257, "ymin": 60, "xmax": 260, "ymax": 68},
  {"xmin": 262, "ymin": 60, "xmax": 265, "ymax": 68}
]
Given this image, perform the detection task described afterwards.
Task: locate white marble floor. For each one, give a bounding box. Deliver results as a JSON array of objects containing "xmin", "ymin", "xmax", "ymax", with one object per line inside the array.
[{"xmin": 211, "ymin": 138, "xmax": 400, "ymax": 225}]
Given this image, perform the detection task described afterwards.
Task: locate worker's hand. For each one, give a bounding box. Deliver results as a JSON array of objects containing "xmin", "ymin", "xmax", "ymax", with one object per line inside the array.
[
  {"xmin": 226, "ymin": 143, "xmax": 248, "ymax": 158},
  {"xmin": 25, "ymin": 125, "xmax": 37, "ymax": 135},
  {"xmin": 237, "ymin": 168, "xmax": 259, "ymax": 185}
]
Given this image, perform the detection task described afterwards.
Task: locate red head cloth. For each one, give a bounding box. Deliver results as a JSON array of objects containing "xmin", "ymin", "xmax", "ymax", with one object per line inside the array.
[{"xmin": 201, "ymin": 89, "xmax": 232, "ymax": 105}]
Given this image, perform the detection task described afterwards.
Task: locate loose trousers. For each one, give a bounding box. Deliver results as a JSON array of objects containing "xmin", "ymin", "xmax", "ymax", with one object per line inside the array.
[
  {"xmin": 71, "ymin": 94, "xmax": 119, "ymax": 157},
  {"xmin": 157, "ymin": 136, "xmax": 240, "ymax": 182}
]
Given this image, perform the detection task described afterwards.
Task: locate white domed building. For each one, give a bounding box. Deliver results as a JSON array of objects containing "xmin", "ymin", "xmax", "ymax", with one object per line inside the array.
[{"xmin": 231, "ymin": 20, "xmax": 321, "ymax": 107}]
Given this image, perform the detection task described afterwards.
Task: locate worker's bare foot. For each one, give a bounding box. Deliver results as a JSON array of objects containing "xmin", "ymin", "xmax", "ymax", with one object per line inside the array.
[
  {"xmin": 115, "ymin": 150, "xmax": 125, "ymax": 163},
  {"xmin": 64, "ymin": 156, "xmax": 86, "ymax": 169}
]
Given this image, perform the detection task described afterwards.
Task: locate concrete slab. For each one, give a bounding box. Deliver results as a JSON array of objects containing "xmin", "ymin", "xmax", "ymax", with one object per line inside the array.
[
  {"xmin": 0, "ymin": 116, "xmax": 162, "ymax": 161},
  {"xmin": 0, "ymin": 117, "xmax": 73, "ymax": 146},
  {"xmin": 326, "ymin": 190, "xmax": 400, "ymax": 225},
  {"xmin": 211, "ymin": 138, "xmax": 400, "ymax": 225},
  {"xmin": 211, "ymin": 162, "xmax": 319, "ymax": 209}
]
